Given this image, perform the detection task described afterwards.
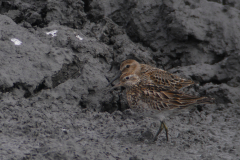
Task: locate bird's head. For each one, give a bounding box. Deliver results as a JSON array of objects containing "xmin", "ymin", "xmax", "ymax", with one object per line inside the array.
[
  {"xmin": 106, "ymin": 59, "xmax": 141, "ymax": 87},
  {"xmin": 113, "ymin": 73, "xmax": 140, "ymax": 89},
  {"xmin": 120, "ymin": 59, "xmax": 141, "ymax": 75}
]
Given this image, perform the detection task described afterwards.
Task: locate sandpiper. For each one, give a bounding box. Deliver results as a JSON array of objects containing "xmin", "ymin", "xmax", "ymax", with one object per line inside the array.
[
  {"xmin": 111, "ymin": 70, "xmax": 214, "ymax": 141},
  {"xmin": 107, "ymin": 59, "xmax": 195, "ymax": 90}
]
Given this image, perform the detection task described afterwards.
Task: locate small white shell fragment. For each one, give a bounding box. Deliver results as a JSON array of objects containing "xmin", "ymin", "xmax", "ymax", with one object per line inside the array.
[
  {"xmin": 10, "ymin": 38, "xmax": 22, "ymax": 45},
  {"xmin": 46, "ymin": 30, "xmax": 58, "ymax": 37},
  {"xmin": 76, "ymin": 35, "xmax": 83, "ymax": 40}
]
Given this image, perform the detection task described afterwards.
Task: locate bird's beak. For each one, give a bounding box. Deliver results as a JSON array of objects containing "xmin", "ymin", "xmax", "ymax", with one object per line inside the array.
[
  {"xmin": 108, "ymin": 82, "xmax": 122, "ymax": 91},
  {"xmin": 106, "ymin": 71, "xmax": 122, "ymax": 87}
]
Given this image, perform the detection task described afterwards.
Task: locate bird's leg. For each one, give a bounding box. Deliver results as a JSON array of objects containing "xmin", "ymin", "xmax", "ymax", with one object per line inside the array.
[
  {"xmin": 153, "ymin": 121, "xmax": 168, "ymax": 141},
  {"xmin": 162, "ymin": 121, "xmax": 169, "ymax": 141}
]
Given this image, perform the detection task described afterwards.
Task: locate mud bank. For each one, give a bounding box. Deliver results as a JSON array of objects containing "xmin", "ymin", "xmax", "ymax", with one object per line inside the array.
[{"xmin": 0, "ymin": 0, "xmax": 240, "ymax": 159}]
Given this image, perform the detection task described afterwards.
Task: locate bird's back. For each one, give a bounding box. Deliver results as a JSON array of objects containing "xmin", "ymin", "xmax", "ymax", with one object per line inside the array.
[{"xmin": 140, "ymin": 64, "xmax": 195, "ymax": 90}]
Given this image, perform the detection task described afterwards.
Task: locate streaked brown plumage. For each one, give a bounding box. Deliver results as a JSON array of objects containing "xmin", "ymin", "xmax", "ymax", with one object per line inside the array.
[
  {"xmin": 107, "ymin": 59, "xmax": 195, "ymax": 90},
  {"xmin": 113, "ymin": 72, "xmax": 214, "ymax": 141}
]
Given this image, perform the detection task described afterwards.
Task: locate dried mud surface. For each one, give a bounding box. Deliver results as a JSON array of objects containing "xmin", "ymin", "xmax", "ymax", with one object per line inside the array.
[{"xmin": 0, "ymin": 0, "xmax": 240, "ymax": 159}]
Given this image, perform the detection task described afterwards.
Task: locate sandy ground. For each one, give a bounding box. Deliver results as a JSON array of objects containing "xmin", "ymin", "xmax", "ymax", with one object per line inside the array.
[{"xmin": 0, "ymin": 0, "xmax": 240, "ymax": 159}]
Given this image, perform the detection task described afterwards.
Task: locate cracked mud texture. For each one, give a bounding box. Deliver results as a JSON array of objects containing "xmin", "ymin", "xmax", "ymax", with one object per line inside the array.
[{"xmin": 0, "ymin": 0, "xmax": 240, "ymax": 159}]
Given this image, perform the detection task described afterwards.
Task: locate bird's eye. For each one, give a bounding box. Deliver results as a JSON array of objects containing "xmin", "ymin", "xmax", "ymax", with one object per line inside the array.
[
  {"xmin": 126, "ymin": 65, "xmax": 130, "ymax": 68},
  {"xmin": 125, "ymin": 76, "xmax": 129, "ymax": 80}
]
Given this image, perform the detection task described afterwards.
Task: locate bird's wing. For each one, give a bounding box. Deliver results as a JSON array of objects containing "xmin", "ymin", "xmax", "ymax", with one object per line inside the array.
[
  {"xmin": 139, "ymin": 83, "xmax": 214, "ymax": 111},
  {"xmin": 141, "ymin": 64, "xmax": 195, "ymax": 90}
]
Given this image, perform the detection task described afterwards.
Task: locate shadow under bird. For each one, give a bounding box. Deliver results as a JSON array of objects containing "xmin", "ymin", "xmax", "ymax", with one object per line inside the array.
[{"xmin": 107, "ymin": 59, "xmax": 215, "ymax": 141}]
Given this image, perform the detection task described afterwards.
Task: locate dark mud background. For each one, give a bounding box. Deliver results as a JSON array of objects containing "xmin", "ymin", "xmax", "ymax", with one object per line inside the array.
[{"xmin": 0, "ymin": 0, "xmax": 240, "ymax": 159}]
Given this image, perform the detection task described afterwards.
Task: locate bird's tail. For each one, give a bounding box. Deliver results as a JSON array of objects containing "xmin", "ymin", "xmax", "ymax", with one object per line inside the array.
[{"xmin": 196, "ymin": 97, "xmax": 215, "ymax": 104}]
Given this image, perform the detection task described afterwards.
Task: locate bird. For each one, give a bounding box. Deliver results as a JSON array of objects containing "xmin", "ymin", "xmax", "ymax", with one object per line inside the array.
[
  {"xmin": 111, "ymin": 72, "xmax": 215, "ymax": 141},
  {"xmin": 107, "ymin": 59, "xmax": 195, "ymax": 90}
]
